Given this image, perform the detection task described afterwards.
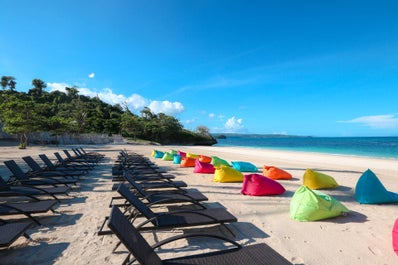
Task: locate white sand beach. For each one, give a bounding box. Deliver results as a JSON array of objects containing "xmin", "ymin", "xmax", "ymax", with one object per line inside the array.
[{"xmin": 0, "ymin": 143, "xmax": 397, "ymax": 265}]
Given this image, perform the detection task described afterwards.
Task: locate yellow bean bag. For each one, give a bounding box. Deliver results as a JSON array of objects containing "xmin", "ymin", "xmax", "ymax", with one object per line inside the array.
[
  {"xmin": 186, "ymin": 152, "xmax": 199, "ymax": 159},
  {"xmin": 303, "ymin": 169, "xmax": 339, "ymax": 189},
  {"xmin": 213, "ymin": 165, "xmax": 243, "ymax": 183}
]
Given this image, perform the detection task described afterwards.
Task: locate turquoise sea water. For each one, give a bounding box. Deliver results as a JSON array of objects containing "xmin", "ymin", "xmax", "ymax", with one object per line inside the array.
[{"xmin": 215, "ymin": 136, "xmax": 398, "ymax": 160}]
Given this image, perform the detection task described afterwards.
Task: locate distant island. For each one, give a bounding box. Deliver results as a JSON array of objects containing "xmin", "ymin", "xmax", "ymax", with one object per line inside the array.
[{"xmin": 213, "ymin": 133, "xmax": 311, "ymax": 139}]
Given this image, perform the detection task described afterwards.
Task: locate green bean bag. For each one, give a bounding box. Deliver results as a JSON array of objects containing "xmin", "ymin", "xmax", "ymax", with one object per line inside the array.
[
  {"xmin": 290, "ymin": 185, "xmax": 349, "ymax": 221},
  {"xmin": 211, "ymin": 156, "xmax": 230, "ymax": 167},
  {"xmin": 303, "ymin": 169, "xmax": 339, "ymax": 189},
  {"xmin": 162, "ymin": 152, "xmax": 174, "ymax": 161}
]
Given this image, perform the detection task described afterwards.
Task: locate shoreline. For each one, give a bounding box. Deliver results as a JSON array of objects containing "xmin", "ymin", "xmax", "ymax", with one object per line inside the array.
[{"xmin": 0, "ymin": 143, "xmax": 397, "ymax": 264}]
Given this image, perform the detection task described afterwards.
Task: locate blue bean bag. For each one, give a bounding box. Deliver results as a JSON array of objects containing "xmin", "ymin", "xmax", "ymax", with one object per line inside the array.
[
  {"xmin": 173, "ymin": 154, "xmax": 181, "ymax": 164},
  {"xmin": 231, "ymin": 161, "xmax": 258, "ymax": 172},
  {"xmin": 355, "ymin": 169, "xmax": 398, "ymax": 204},
  {"xmin": 153, "ymin": 150, "xmax": 164, "ymax": 159}
]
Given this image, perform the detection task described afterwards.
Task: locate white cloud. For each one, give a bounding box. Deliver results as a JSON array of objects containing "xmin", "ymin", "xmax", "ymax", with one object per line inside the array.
[
  {"xmin": 148, "ymin": 100, "xmax": 185, "ymax": 115},
  {"xmin": 339, "ymin": 114, "xmax": 398, "ymax": 129},
  {"xmin": 47, "ymin": 82, "xmax": 184, "ymax": 115},
  {"xmin": 224, "ymin": 116, "xmax": 244, "ymax": 132},
  {"xmin": 88, "ymin": 73, "xmax": 95, "ymax": 78},
  {"xmin": 208, "ymin": 113, "xmax": 215, "ymax": 118}
]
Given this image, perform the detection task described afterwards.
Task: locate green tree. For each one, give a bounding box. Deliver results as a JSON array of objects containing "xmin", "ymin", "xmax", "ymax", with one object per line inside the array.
[
  {"xmin": 1, "ymin": 76, "xmax": 16, "ymax": 91},
  {"xmin": 0, "ymin": 95, "xmax": 44, "ymax": 147},
  {"xmin": 29, "ymin": 78, "xmax": 47, "ymax": 99}
]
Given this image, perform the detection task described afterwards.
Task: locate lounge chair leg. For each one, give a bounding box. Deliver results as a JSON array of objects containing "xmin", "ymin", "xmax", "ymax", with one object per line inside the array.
[{"xmin": 112, "ymin": 240, "xmax": 123, "ymax": 252}]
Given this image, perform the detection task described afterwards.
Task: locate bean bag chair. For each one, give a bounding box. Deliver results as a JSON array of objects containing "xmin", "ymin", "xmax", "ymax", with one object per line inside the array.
[
  {"xmin": 153, "ymin": 150, "xmax": 164, "ymax": 159},
  {"xmin": 303, "ymin": 169, "xmax": 339, "ymax": 189},
  {"xmin": 213, "ymin": 165, "xmax": 244, "ymax": 183},
  {"xmin": 198, "ymin": 155, "xmax": 212, "ymax": 163},
  {"xmin": 161, "ymin": 152, "xmax": 174, "ymax": 161},
  {"xmin": 151, "ymin": 150, "xmax": 156, "ymax": 157},
  {"xmin": 211, "ymin": 156, "xmax": 230, "ymax": 167},
  {"xmin": 180, "ymin": 157, "xmax": 196, "ymax": 167},
  {"xmin": 169, "ymin": 149, "xmax": 177, "ymax": 155},
  {"xmin": 186, "ymin": 152, "xmax": 199, "ymax": 159},
  {"xmin": 178, "ymin": 150, "xmax": 186, "ymax": 158},
  {"xmin": 231, "ymin": 161, "xmax": 258, "ymax": 172},
  {"xmin": 241, "ymin": 173, "xmax": 286, "ymax": 196},
  {"xmin": 393, "ymin": 218, "xmax": 398, "ymax": 255},
  {"xmin": 355, "ymin": 169, "xmax": 398, "ymax": 204},
  {"xmin": 194, "ymin": 159, "xmax": 215, "ymax": 174},
  {"xmin": 173, "ymin": 154, "xmax": 181, "ymax": 164},
  {"xmin": 290, "ymin": 185, "xmax": 349, "ymax": 221},
  {"xmin": 263, "ymin": 165, "xmax": 292, "ymax": 180}
]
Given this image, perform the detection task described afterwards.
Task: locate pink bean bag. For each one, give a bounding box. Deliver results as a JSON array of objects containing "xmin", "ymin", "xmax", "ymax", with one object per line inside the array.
[
  {"xmin": 194, "ymin": 159, "xmax": 215, "ymax": 174},
  {"xmin": 393, "ymin": 218, "xmax": 398, "ymax": 255},
  {"xmin": 241, "ymin": 173, "xmax": 286, "ymax": 196}
]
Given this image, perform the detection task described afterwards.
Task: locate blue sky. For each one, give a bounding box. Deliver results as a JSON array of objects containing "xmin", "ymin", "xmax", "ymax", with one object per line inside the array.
[{"xmin": 1, "ymin": 0, "xmax": 398, "ymax": 136}]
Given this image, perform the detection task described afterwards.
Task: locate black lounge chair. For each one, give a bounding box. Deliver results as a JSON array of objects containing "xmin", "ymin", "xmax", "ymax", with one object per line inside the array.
[
  {"xmin": 111, "ymin": 170, "xmax": 187, "ymax": 192},
  {"xmin": 4, "ymin": 160, "xmax": 78, "ymax": 187},
  {"xmin": 63, "ymin": 149, "xmax": 98, "ymax": 164},
  {"xmin": 0, "ymin": 220, "xmax": 33, "ymax": 248},
  {"xmin": 0, "ymin": 177, "xmax": 69, "ymax": 202},
  {"xmin": 107, "ymin": 206, "xmax": 293, "ymax": 265},
  {"xmin": 99, "ymin": 184, "xmax": 236, "ymax": 237},
  {"xmin": 39, "ymin": 154, "xmax": 89, "ymax": 174},
  {"xmin": 0, "ymin": 200, "xmax": 58, "ymax": 225},
  {"xmin": 110, "ymin": 176, "xmax": 207, "ymax": 208},
  {"xmin": 22, "ymin": 156, "xmax": 83, "ymax": 179},
  {"xmin": 54, "ymin": 152, "xmax": 94, "ymax": 170}
]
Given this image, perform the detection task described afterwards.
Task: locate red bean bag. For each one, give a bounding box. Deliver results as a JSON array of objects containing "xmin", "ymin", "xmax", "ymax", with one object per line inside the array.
[
  {"xmin": 178, "ymin": 150, "xmax": 186, "ymax": 158},
  {"xmin": 194, "ymin": 159, "xmax": 215, "ymax": 174},
  {"xmin": 241, "ymin": 173, "xmax": 286, "ymax": 196},
  {"xmin": 180, "ymin": 157, "xmax": 196, "ymax": 167},
  {"xmin": 393, "ymin": 218, "xmax": 398, "ymax": 255},
  {"xmin": 263, "ymin": 165, "xmax": 292, "ymax": 180},
  {"xmin": 198, "ymin": 155, "xmax": 212, "ymax": 163}
]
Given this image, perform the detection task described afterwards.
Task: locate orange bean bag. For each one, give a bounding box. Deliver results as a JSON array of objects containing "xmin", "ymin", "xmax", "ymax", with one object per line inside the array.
[
  {"xmin": 198, "ymin": 155, "xmax": 212, "ymax": 163},
  {"xmin": 263, "ymin": 165, "xmax": 292, "ymax": 180},
  {"xmin": 180, "ymin": 157, "xmax": 196, "ymax": 167}
]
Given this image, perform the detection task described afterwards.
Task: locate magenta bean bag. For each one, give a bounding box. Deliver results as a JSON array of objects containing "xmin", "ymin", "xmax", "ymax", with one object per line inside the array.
[
  {"xmin": 241, "ymin": 173, "xmax": 286, "ymax": 196},
  {"xmin": 193, "ymin": 159, "xmax": 215, "ymax": 174},
  {"xmin": 393, "ymin": 218, "xmax": 398, "ymax": 255}
]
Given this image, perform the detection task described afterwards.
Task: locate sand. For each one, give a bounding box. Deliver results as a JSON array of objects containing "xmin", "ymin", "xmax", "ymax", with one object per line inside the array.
[{"xmin": 0, "ymin": 143, "xmax": 397, "ymax": 265}]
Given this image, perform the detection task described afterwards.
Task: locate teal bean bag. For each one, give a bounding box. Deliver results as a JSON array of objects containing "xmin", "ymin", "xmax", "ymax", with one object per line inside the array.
[
  {"xmin": 231, "ymin": 161, "xmax": 258, "ymax": 172},
  {"xmin": 290, "ymin": 185, "xmax": 349, "ymax": 221},
  {"xmin": 355, "ymin": 169, "xmax": 398, "ymax": 204},
  {"xmin": 153, "ymin": 150, "xmax": 164, "ymax": 159}
]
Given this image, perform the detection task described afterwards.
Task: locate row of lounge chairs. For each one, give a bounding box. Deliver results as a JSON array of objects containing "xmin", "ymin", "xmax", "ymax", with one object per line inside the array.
[
  {"xmin": 0, "ymin": 148, "xmax": 104, "ymax": 249},
  {"xmin": 101, "ymin": 149, "xmax": 293, "ymax": 265}
]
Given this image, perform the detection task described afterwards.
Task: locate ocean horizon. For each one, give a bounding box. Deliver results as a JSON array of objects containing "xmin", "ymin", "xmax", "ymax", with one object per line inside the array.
[{"xmin": 214, "ymin": 135, "xmax": 398, "ymax": 160}]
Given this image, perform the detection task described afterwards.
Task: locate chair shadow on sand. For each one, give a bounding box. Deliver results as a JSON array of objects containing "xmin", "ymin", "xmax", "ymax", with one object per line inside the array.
[{"xmin": 0, "ymin": 242, "xmax": 69, "ymax": 265}]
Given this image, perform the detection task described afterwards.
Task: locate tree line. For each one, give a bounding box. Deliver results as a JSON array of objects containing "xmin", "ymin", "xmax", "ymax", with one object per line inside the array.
[{"xmin": 0, "ymin": 76, "xmax": 216, "ymax": 147}]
